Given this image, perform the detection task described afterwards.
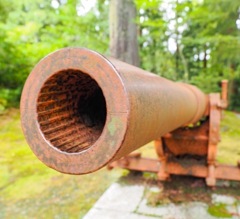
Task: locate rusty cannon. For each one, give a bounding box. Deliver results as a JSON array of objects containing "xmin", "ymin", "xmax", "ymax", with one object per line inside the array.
[{"xmin": 21, "ymin": 47, "xmax": 240, "ymax": 186}]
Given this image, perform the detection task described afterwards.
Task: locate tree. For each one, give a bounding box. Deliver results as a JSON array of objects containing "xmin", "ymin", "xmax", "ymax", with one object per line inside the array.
[
  {"xmin": 181, "ymin": 0, "xmax": 240, "ymax": 92},
  {"xmin": 0, "ymin": 0, "xmax": 110, "ymax": 108},
  {"xmin": 0, "ymin": 0, "xmax": 239, "ymax": 110},
  {"xmin": 109, "ymin": 0, "xmax": 140, "ymax": 66}
]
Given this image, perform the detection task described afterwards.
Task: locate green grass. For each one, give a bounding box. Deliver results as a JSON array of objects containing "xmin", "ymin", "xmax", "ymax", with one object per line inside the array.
[
  {"xmin": 218, "ymin": 111, "xmax": 240, "ymax": 164},
  {"xmin": 0, "ymin": 109, "xmax": 122, "ymax": 219}
]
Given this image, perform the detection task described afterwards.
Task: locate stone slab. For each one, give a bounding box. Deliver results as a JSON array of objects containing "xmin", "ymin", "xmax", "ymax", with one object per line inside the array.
[
  {"xmin": 83, "ymin": 208, "xmax": 158, "ymax": 219},
  {"xmin": 93, "ymin": 182, "xmax": 145, "ymax": 212},
  {"xmin": 236, "ymin": 204, "xmax": 240, "ymax": 217},
  {"xmin": 136, "ymin": 198, "xmax": 186, "ymax": 219},
  {"xmin": 212, "ymin": 194, "xmax": 236, "ymax": 205},
  {"xmin": 83, "ymin": 182, "xmax": 240, "ymax": 219},
  {"xmin": 183, "ymin": 202, "xmax": 216, "ymax": 219}
]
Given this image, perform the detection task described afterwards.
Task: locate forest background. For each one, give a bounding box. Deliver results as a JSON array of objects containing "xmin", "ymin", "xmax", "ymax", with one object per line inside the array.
[{"xmin": 0, "ymin": 0, "xmax": 239, "ymax": 110}]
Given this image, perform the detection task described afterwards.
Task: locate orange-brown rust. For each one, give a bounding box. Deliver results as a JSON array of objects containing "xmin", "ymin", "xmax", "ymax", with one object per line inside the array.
[
  {"xmin": 163, "ymin": 123, "xmax": 209, "ymax": 157},
  {"xmin": 110, "ymin": 92, "xmax": 240, "ymax": 186},
  {"xmin": 37, "ymin": 70, "xmax": 106, "ymax": 153},
  {"xmin": 177, "ymin": 83, "xmax": 209, "ymax": 125},
  {"xmin": 109, "ymin": 157, "xmax": 240, "ymax": 181},
  {"xmin": 21, "ymin": 47, "xmax": 209, "ymax": 175},
  {"xmin": 21, "ymin": 48, "xmax": 239, "ymax": 185}
]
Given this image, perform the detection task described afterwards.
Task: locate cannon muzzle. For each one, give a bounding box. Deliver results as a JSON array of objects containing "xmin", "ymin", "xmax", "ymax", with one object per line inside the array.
[{"xmin": 21, "ymin": 48, "xmax": 208, "ymax": 174}]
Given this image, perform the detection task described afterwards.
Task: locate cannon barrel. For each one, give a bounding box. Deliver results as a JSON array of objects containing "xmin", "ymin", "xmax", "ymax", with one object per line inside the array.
[{"xmin": 21, "ymin": 48, "xmax": 208, "ymax": 175}]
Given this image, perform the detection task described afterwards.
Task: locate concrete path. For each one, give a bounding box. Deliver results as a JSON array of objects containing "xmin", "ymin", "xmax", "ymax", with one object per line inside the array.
[{"xmin": 83, "ymin": 182, "xmax": 240, "ymax": 219}]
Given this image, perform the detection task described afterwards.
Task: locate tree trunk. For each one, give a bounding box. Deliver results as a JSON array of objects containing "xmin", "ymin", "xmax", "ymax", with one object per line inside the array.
[
  {"xmin": 203, "ymin": 44, "xmax": 207, "ymax": 69},
  {"xmin": 109, "ymin": 0, "xmax": 140, "ymax": 66}
]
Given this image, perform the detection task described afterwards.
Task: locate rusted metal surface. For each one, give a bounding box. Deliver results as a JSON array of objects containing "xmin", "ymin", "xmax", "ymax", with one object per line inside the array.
[
  {"xmin": 154, "ymin": 139, "xmax": 169, "ymax": 180},
  {"xmin": 206, "ymin": 93, "xmax": 221, "ymax": 186},
  {"xmin": 109, "ymin": 157, "xmax": 240, "ymax": 181},
  {"xmin": 21, "ymin": 47, "xmax": 208, "ymax": 175},
  {"xmin": 21, "ymin": 47, "xmax": 238, "ymax": 186},
  {"xmin": 110, "ymin": 84, "xmax": 240, "ymax": 186},
  {"xmin": 162, "ymin": 121, "xmax": 209, "ymax": 156}
]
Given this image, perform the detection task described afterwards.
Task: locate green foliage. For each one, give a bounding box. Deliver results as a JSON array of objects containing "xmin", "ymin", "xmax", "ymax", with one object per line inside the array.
[
  {"xmin": 190, "ymin": 70, "xmax": 222, "ymax": 93},
  {"xmin": 135, "ymin": 0, "xmax": 240, "ymax": 105},
  {"xmin": 0, "ymin": 88, "xmax": 21, "ymax": 111},
  {"xmin": 228, "ymin": 77, "xmax": 240, "ymax": 111},
  {"xmin": 0, "ymin": 0, "xmax": 109, "ymax": 106},
  {"xmin": 0, "ymin": 0, "xmax": 239, "ymax": 108},
  {"xmin": 180, "ymin": 0, "xmax": 240, "ymax": 91}
]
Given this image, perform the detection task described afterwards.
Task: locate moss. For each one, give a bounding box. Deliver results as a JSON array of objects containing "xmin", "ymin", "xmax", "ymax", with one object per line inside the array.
[
  {"xmin": 208, "ymin": 203, "xmax": 232, "ymax": 218},
  {"xmin": 0, "ymin": 109, "xmax": 122, "ymax": 218},
  {"xmin": 146, "ymin": 191, "xmax": 171, "ymax": 206},
  {"xmin": 218, "ymin": 111, "xmax": 240, "ymax": 165},
  {"xmin": 143, "ymin": 172, "xmax": 157, "ymax": 180}
]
